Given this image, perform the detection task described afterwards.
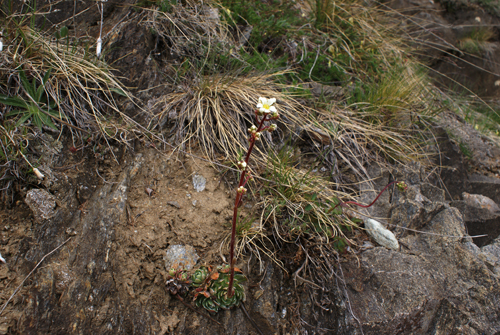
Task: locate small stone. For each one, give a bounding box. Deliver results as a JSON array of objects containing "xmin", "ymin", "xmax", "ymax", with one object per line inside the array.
[
  {"xmin": 192, "ymin": 174, "xmax": 206, "ymax": 192},
  {"xmin": 364, "ymin": 219, "xmax": 399, "ymax": 250},
  {"xmin": 25, "ymin": 189, "xmax": 57, "ymax": 223},
  {"xmin": 167, "ymin": 201, "xmax": 181, "ymax": 209},
  {"xmin": 66, "ymin": 227, "xmax": 78, "ymax": 236},
  {"xmin": 164, "ymin": 245, "xmax": 199, "ymax": 271},
  {"xmin": 145, "ymin": 187, "xmax": 154, "ymax": 197}
]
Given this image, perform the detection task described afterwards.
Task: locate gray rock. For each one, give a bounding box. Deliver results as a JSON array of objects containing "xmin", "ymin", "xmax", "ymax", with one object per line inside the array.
[
  {"xmin": 390, "ymin": 198, "xmax": 445, "ymax": 237},
  {"xmin": 21, "ymin": 154, "xmax": 147, "ymax": 333},
  {"xmin": 467, "ymin": 174, "xmax": 500, "ymax": 205},
  {"xmin": 25, "ymin": 189, "xmax": 57, "ymax": 223},
  {"xmin": 450, "ymin": 200, "xmax": 500, "ymax": 247},
  {"xmin": 192, "ymin": 174, "xmax": 206, "ymax": 192},
  {"xmin": 163, "ymin": 245, "xmax": 199, "ymax": 271},
  {"xmin": 342, "ymin": 205, "xmax": 500, "ymax": 334},
  {"xmin": 463, "ymin": 192, "xmax": 500, "ymax": 213}
]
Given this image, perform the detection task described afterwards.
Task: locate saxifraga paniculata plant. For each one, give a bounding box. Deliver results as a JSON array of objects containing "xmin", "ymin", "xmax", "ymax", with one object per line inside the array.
[{"xmin": 227, "ymin": 97, "xmax": 279, "ymax": 298}]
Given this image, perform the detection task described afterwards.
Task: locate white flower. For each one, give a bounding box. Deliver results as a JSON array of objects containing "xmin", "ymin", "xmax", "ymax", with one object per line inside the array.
[
  {"xmin": 475, "ymin": 17, "xmax": 481, "ymax": 23},
  {"xmin": 495, "ymin": 79, "xmax": 500, "ymax": 87},
  {"xmin": 257, "ymin": 97, "xmax": 277, "ymax": 114}
]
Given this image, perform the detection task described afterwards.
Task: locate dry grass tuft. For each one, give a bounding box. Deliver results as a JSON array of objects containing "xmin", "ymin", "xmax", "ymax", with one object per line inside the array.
[
  {"xmin": 4, "ymin": 26, "xmax": 135, "ymax": 143},
  {"xmin": 141, "ymin": 0, "xmax": 232, "ymax": 62},
  {"xmin": 0, "ymin": 11, "xmax": 141, "ymax": 197},
  {"xmin": 150, "ymin": 71, "xmax": 305, "ymax": 159}
]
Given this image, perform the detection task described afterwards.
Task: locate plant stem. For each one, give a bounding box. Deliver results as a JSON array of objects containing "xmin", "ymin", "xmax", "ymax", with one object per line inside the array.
[
  {"xmin": 332, "ymin": 180, "xmax": 402, "ymax": 211},
  {"xmin": 228, "ymin": 113, "xmax": 269, "ymax": 297}
]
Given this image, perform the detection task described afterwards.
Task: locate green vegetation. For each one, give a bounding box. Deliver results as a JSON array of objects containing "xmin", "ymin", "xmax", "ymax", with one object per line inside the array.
[
  {"xmin": 458, "ymin": 27, "xmax": 496, "ymax": 55},
  {"xmin": 1, "ymin": 0, "xmax": 499, "ymax": 314},
  {"xmin": 0, "ymin": 0, "xmax": 138, "ymax": 192},
  {"xmin": 1, "ymin": 68, "xmax": 60, "ymax": 131},
  {"xmin": 438, "ymin": 0, "xmax": 500, "ymax": 15}
]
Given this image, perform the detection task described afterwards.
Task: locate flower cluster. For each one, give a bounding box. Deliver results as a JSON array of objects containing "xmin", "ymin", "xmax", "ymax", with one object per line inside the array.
[
  {"xmin": 237, "ymin": 160, "xmax": 247, "ymax": 171},
  {"xmin": 248, "ymin": 125, "xmax": 258, "ymax": 135}
]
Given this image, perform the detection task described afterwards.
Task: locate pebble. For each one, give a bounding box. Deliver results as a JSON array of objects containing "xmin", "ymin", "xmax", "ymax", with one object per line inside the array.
[
  {"xmin": 167, "ymin": 201, "xmax": 181, "ymax": 209},
  {"xmin": 364, "ymin": 218, "xmax": 399, "ymax": 250},
  {"xmin": 192, "ymin": 174, "xmax": 206, "ymax": 192},
  {"xmin": 164, "ymin": 245, "xmax": 199, "ymax": 271}
]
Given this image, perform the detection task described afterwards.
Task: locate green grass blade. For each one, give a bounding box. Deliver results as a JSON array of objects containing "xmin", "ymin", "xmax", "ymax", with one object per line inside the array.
[{"xmin": 0, "ymin": 95, "xmax": 29, "ymax": 108}]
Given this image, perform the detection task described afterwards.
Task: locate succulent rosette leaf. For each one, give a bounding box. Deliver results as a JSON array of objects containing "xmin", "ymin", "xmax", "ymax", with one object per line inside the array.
[
  {"xmin": 195, "ymin": 295, "xmax": 220, "ymax": 313},
  {"xmin": 210, "ymin": 273, "xmax": 247, "ymax": 310},
  {"xmin": 191, "ymin": 269, "xmax": 247, "ymax": 312},
  {"xmin": 191, "ymin": 267, "xmax": 209, "ymax": 287}
]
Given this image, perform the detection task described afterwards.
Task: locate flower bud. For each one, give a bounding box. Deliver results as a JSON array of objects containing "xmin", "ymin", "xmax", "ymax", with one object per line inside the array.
[
  {"xmin": 396, "ymin": 182, "xmax": 408, "ymax": 192},
  {"xmin": 268, "ymin": 124, "xmax": 277, "ymax": 132},
  {"xmin": 237, "ymin": 161, "xmax": 247, "ymax": 170},
  {"xmin": 237, "ymin": 186, "xmax": 247, "ymax": 194}
]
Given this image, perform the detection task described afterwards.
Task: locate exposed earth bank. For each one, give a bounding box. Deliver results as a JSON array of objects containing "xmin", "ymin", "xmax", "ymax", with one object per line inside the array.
[{"xmin": 1, "ymin": 0, "xmax": 500, "ymax": 334}]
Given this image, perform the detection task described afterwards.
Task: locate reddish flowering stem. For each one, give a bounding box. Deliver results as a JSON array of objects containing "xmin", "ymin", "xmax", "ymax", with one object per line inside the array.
[
  {"xmin": 333, "ymin": 181, "xmax": 402, "ymax": 211},
  {"xmin": 228, "ymin": 112, "xmax": 269, "ymax": 297}
]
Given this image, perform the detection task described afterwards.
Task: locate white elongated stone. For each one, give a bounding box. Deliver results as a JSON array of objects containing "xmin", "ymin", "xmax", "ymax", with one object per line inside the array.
[{"xmin": 364, "ymin": 218, "xmax": 399, "ymax": 250}]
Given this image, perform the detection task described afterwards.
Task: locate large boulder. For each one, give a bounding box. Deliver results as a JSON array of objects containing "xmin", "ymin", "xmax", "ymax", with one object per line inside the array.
[{"xmin": 341, "ymin": 166, "xmax": 500, "ymax": 334}]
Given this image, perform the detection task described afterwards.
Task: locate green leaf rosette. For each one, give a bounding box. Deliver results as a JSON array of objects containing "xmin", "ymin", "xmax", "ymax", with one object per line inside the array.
[
  {"xmin": 191, "ymin": 267, "xmax": 209, "ymax": 288},
  {"xmin": 195, "ymin": 296, "xmax": 220, "ymax": 313},
  {"xmin": 210, "ymin": 273, "xmax": 247, "ymax": 310},
  {"xmin": 192, "ymin": 268, "xmax": 247, "ymax": 312}
]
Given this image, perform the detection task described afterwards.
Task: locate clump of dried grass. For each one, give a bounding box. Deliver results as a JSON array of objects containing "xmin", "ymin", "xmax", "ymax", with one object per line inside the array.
[
  {"xmin": 0, "ymin": 12, "xmax": 142, "ymax": 198},
  {"xmin": 2, "ymin": 26, "xmax": 136, "ymax": 143},
  {"xmin": 141, "ymin": 0, "xmax": 232, "ymax": 62},
  {"xmin": 150, "ymin": 71, "xmax": 304, "ymax": 159}
]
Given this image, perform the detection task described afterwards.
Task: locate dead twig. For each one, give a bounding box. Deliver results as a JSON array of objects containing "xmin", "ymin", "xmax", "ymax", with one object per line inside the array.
[
  {"xmin": 240, "ymin": 302, "xmax": 264, "ymax": 335},
  {"xmin": 174, "ymin": 294, "xmax": 223, "ymax": 327},
  {"xmin": 0, "ymin": 237, "xmax": 71, "ymax": 316},
  {"xmin": 51, "ymin": 158, "xmax": 86, "ymax": 170}
]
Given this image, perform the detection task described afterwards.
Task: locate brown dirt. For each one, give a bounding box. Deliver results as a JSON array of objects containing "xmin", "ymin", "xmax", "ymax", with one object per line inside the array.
[{"xmin": 0, "ymin": 142, "xmax": 283, "ymax": 334}]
